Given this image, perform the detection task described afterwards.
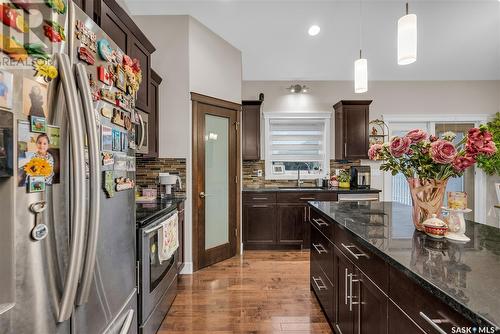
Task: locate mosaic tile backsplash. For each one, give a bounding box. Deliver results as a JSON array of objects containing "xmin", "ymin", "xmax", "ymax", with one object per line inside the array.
[
  {"xmin": 242, "ymin": 160, "xmax": 359, "ymax": 188},
  {"xmin": 136, "ymin": 157, "xmax": 186, "ymax": 196}
]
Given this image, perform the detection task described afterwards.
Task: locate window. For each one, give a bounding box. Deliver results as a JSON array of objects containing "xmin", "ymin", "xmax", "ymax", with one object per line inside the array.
[{"xmin": 263, "ymin": 112, "xmax": 331, "ymax": 180}]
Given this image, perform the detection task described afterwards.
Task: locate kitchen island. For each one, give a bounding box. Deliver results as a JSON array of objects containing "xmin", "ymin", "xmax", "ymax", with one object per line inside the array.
[{"xmin": 308, "ymin": 201, "xmax": 499, "ymax": 333}]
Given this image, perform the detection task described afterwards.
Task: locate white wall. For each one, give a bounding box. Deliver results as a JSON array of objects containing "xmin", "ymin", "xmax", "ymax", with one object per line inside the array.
[
  {"xmin": 243, "ymin": 80, "xmax": 500, "ymax": 226},
  {"xmin": 188, "ymin": 17, "xmax": 242, "ymax": 104},
  {"xmin": 134, "ymin": 15, "xmax": 242, "ymax": 273},
  {"xmin": 134, "ymin": 15, "xmax": 190, "ymax": 159}
]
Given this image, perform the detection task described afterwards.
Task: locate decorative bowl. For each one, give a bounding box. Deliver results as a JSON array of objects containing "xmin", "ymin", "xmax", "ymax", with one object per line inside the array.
[{"xmin": 422, "ymin": 214, "xmax": 448, "ymax": 239}]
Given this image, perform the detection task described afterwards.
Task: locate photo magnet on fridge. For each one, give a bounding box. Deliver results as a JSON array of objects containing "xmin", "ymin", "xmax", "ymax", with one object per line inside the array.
[
  {"xmin": 101, "ymin": 125, "xmax": 113, "ymax": 151},
  {"xmin": 30, "ymin": 115, "xmax": 46, "ymax": 133},
  {"xmin": 0, "ymin": 70, "xmax": 13, "ymax": 110},
  {"xmin": 17, "ymin": 121, "xmax": 60, "ymax": 187},
  {"xmin": 120, "ymin": 132, "xmax": 128, "ymax": 152}
]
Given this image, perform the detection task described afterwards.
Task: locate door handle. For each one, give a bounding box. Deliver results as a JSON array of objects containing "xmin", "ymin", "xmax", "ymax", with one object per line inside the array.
[
  {"xmin": 75, "ymin": 63, "xmax": 101, "ymax": 306},
  {"xmin": 119, "ymin": 309, "xmax": 135, "ymax": 334},
  {"xmin": 199, "ymin": 192, "xmax": 206, "ymax": 198},
  {"xmin": 54, "ymin": 53, "xmax": 88, "ymax": 322},
  {"xmin": 137, "ymin": 112, "xmax": 145, "ymax": 150}
]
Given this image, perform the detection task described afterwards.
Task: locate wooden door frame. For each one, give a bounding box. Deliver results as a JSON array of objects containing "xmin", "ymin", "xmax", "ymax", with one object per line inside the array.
[{"xmin": 191, "ymin": 92, "xmax": 241, "ymax": 271}]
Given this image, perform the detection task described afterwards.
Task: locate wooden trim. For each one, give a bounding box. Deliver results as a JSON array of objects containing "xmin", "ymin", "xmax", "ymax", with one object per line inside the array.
[
  {"xmin": 242, "ymin": 100, "xmax": 263, "ymax": 106},
  {"xmin": 191, "ymin": 93, "xmax": 241, "ymax": 271},
  {"xmin": 151, "ymin": 69, "xmax": 163, "ymax": 84},
  {"xmin": 191, "ymin": 92, "xmax": 240, "ymax": 111},
  {"xmin": 100, "ymin": 0, "xmax": 156, "ymax": 53},
  {"xmin": 333, "ymin": 100, "xmax": 373, "ymax": 109}
]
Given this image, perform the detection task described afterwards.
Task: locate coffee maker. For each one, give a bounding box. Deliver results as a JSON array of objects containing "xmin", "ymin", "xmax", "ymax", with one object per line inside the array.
[
  {"xmin": 158, "ymin": 173, "xmax": 182, "ymax": 199},
  {"xmin": 350, "ymin": 166, "xmax": 371, "ymax": 189}
]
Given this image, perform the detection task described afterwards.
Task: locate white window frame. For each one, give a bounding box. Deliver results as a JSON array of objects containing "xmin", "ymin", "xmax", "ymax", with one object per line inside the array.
[
  {"xmin": 381, "ymin": 114, "xmax": 490, "ymax": 224},
  {"xmin": 263, "ymin": 112, "xmax": 331, "ymax": 180}
]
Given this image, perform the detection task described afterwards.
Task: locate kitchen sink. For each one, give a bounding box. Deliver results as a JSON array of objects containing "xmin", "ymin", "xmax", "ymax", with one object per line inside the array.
[{"xmin": 278, "ymin": 186, "xmax": 324, "ymax": 191}]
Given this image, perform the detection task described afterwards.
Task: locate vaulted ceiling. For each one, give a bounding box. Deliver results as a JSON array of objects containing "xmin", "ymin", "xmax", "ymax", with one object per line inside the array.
[{"xmin": 125, "ymin": 0, "xmax": 500, "ymax": 81}]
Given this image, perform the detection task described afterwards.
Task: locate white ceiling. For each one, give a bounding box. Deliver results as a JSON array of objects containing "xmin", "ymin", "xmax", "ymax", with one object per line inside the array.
[{"xmin": 125, "ymin": 1, "xmax": 500, "ymax": 81}]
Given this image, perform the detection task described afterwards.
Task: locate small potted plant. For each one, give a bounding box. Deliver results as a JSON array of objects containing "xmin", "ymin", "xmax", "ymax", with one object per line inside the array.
[{"xmin": 338, "ymin": 169, "xmax": 350, "ymax": 188}]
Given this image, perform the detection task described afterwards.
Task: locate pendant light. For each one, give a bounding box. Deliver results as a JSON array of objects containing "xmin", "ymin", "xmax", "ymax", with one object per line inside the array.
[
  {"xmin": 354, "ymin": 0, "xmax": 367, "ymax": 93},
  {"xmin": 397, "ymin": 2, "xmax": 417, "ymax": 65}
]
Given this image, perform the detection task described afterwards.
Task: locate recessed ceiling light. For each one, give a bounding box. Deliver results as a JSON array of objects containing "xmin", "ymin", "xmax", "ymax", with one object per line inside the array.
[{"xmin": 308, "ymin": 25, "xmax": 320, "ymax": 36}]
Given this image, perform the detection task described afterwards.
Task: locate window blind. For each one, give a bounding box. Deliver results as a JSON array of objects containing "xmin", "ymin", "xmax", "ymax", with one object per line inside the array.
[{"xmin": 269, "ymin": 119, "xmax": 325, "ymax": 162}]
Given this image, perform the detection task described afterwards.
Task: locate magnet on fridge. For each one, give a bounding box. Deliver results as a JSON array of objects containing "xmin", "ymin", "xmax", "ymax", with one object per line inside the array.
[
  {"xmin": 78, "ymin": 46, "xmax": 95, "ymax": 65},
  {"xmin": 100, "ymin": 107, "xmax": 112, "ymax": 119},
  {"xmin": 123, "ymin": 114, "xmax": 132, "ymax": 131},
  {"xmin": 120, "ymin": 132, "xmax": 128, "ymax": 152},
  {"xmin": 30, "ymin": 116, "xmax": 47, "ymax": 133},
  {"xmin": 111, "ymin": 108, "xmax": 125, "ymax": 127},
  {"xmin": 102, "ymin": 152, "xmax": 114, "ymax": 166},
  {"xmin": 103, "ymin": 171, "xmax": 115, "ymax": 198},
  {"xmin": 45, "ymin": 0, "xmax": 67, "ymax": 14},
  {"xmin": 28, "ymin": 176, "xmax": 46, "ymax": 193},
  {"xmin": 112, "ymin": 129, "xmax": 121, "ymax": 151},
  {"xmin": 100, "ymin": 89, "xmax": 115, "ymax": 104},
  {"xmin": 115, "ymin": 177, "xmax": 134, "ymax": 192},
  {"xmin": 97, "ymin": 65, "xmax": 114, "ymax": 85},
  {"xmin": 97, "ymin": 39, "xmax": 114, "ymax": 62},
  {"xmin": 101, "ymin": 125, "xmax": 113, "ymax": 151}
]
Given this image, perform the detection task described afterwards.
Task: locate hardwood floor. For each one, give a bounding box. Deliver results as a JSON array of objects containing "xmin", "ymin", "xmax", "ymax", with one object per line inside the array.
[{"xmin": 159, "ymin": 251, "xmax": 332, "ymax": 334}]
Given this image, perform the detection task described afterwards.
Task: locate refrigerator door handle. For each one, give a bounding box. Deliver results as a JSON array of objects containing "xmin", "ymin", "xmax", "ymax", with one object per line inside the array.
[
  {"xmin": 119, "ymin": 310, "xmax": 135, "ymax": 334},
  {"xmin": 138, "ymin": 112, "xmax": 145, "ymax": 150},
  {"xmin": 55, "ymin": 53, "xmax": 88, "ymax": 323},
  {"xmin": 74, "ymin": 63, "xmax": 101, "ymax": 306}
]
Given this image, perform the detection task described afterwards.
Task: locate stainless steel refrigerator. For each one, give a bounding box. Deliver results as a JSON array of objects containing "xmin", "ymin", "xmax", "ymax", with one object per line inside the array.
[{"xmin": 0, "ymin": 1, "xmax": 140, "ymax": 333}]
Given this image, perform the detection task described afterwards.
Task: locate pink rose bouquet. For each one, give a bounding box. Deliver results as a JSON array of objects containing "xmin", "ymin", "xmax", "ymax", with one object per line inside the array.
[{"xmin": 368, "ymin": 127, "xmax": 496, "ymax": 180}]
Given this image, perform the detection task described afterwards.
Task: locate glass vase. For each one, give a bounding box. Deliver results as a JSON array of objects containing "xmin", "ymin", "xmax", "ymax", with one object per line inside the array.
[{"xmin": 407, "ymin": 178, "xmax": 448, "ymax": 231}]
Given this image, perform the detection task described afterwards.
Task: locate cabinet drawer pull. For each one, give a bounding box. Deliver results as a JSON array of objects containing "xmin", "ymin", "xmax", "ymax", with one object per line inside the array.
[
  {"xmin": 312, "ymin": 276, "xmax": 327, "ymax": 291},
  {"xmin": 312, "ymin": 218, "xmax": 328, "ymax": 227},
  {"xmin": 341, "ymin": 243, "xmax": 369, "ymax": 260},
  {"xmin": 344, "ymin": 268, "xmax": 348, "ymax": 305},
  {"xmin": 348, "ymin": 273, "xmax": 361, "ymax": 312},
  {"xmin": 300, "ymin": 197, "xmax": 316, "ymax": 200},
  {"xmin": 252, "ymin": 205, "xmax": 269, "ymax": 208},
  {"xmin": 312, "ymin": 243, "xmax": 327, "ymax": 254},
  {"xmin": 419, "ymin": 312, "xmax": 448, "ymax": 334},
  {"xmin": 304, "ymin": 206, "xmax": 307, "ymax": 222},
  {"xmin": 252, "ymin": 197, "xmax": 268, "ymax": 200}
]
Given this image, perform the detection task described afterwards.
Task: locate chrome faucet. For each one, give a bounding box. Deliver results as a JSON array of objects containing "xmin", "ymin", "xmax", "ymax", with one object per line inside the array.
[{"xmin": 297, "ymin": 168, "xmax": 303, "ymax": 187}]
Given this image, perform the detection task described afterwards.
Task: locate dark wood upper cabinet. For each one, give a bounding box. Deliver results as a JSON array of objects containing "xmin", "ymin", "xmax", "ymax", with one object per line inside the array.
[
  {"xmin": 99, "ymin": 0, "xmax": 129, "ymax": 53},
  {"xmin": 334, "ymin": 100, "xmax": 372, "ymax": 160},
  {"xmin": 73, "ymin": 0, "xmax": 94, "ymax": 19},
  {"xmin": 129, "ymin": 36, "xmax": 151, "ymax": 112},
  {"xmin": 143, "ymin": 69, "xmax": 161, "ymax": 158},
  {"xmin": 242, "ymin": 100, "xmax": 262, "ymax": 160}
]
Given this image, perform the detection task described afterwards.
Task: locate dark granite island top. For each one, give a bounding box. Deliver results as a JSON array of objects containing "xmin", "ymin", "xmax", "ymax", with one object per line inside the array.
[
  {"xmin": 136, "ymin": 197, "xmax": 185, "ymax": 226},
  {"xmin": 309, "ymin": 201, "xmax": 500, "ymax": 329}
]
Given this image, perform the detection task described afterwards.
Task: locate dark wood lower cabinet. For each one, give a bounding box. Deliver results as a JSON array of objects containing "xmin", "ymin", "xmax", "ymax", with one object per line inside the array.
[
  {"xmin": 243, "ymin": 203, "xmax": 277, "ymax": 248},
  {"xmin": 309, "ymin": 204, "xmax": 474, "ymax": 334},
  {"xmin": 389, "ymin": 301, "xmax": 426, "ymax": 334},
  {"xmin": 357, "ymin": 270, "xmax": 388, "ymax": 334},
  {"xmin": 277, "ymin": 204, "xmax": 305, "ymax": 245}
]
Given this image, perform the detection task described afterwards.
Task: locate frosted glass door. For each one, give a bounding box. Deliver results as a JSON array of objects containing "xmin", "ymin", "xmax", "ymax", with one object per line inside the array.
[{"xmin": 204, "ymin": 114, "xmax": 229, "ymax": 250}]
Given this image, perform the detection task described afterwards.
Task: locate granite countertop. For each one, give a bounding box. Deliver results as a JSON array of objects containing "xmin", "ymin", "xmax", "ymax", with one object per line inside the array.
[
  {"xmin": 309, "ymin": 201, "xmax": 500, "ymax": 328},
  {"xmin": 136, "ymin": 197, "xmax": 185, "ymax": 226},
  {"xmin": 243, "ymin": 186, "xmax": 381, "ymax": 193}
]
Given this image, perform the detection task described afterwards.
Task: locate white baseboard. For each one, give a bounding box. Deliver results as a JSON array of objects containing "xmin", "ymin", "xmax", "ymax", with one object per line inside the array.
[{"xmin": 180, "ymin": 262, "xmax": 193, "ymax": 275}]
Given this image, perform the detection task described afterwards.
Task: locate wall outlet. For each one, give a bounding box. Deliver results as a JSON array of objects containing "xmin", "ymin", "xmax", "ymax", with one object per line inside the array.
[{"xmin": 256, "ymin": 170, "xmax": 263, "ymax": 177}]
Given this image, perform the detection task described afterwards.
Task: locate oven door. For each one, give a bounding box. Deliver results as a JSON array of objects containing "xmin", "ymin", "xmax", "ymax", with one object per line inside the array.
[
  {"xmin": 139, "ymin": 211, "xmax": 178, "ymax": 324},
  {"xmin": 136, "ymin": 110, "xmax": 149, "ymax": 155}
]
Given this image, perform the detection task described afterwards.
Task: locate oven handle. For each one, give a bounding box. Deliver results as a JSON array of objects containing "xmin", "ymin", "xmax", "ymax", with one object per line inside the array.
[{"xmin": 143, "ymin": 211, "xmax": 178, "ymax": 235}]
